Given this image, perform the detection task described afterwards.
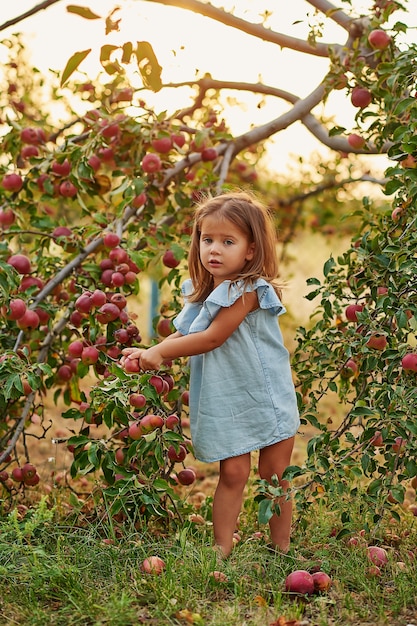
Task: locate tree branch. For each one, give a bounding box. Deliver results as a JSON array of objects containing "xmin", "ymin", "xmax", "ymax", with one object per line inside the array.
[
  {"xmin": 167, "ymin": 76, "xmax": 391, "ymax": 154},
  {"xmin": 305, "ymin": 0, "xmax": 354, "ymax": 30},
  {"xmin": 0, "ymin": 0, "xmax": 62, "ymax": 33},
  {"xmin": 144, "ymin": 0, "xmax": 340, "ymax": 57}
]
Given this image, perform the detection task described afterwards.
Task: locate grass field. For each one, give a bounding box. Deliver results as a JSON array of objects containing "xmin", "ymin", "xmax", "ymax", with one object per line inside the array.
[{"xmin": 1, "ymin": 476, "xmax": 417, "ymax": 626}]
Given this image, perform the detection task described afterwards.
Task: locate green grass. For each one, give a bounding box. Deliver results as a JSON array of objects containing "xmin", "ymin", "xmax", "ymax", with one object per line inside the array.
[{"xmin": 1, "ymin": 493, "xmax": 417, "ymax": 626}]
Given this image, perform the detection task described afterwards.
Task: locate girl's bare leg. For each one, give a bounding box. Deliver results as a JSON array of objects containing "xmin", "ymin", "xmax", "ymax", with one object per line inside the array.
[
  {"xmin": 212, "ymin": 453, "xmax": 251, "ymax": 557},
  {"xmin": 258, "ymin": 437, "xmax": 295, "ymax": 553}
]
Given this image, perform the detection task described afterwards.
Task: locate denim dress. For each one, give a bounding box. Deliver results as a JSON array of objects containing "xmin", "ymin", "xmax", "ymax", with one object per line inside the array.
[{"xmin": 173, "ymin": 278, "xmax": 300, "ymax": 463}]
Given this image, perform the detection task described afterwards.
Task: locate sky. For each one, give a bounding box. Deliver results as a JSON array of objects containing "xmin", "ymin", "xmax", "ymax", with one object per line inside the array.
[{"xmin": 1, "ymin": 0, "xmax": 416, "ymax": 174}]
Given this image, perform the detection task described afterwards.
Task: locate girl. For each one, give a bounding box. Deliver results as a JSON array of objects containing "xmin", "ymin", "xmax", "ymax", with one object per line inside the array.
[{"xmin": 124, "ymin": 191, "xmax": 300, "ymax": 558}]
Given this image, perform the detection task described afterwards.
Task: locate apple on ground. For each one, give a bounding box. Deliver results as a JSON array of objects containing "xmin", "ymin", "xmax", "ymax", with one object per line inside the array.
[
  {"xmin": 312, "ymin": 571, "xmax": 332, "ymax": 592},
  {"xmin": 141, "ymin": 555, "xmax": 166, "ymax": 574},
  {"xmin": 367, "ymin": 545, "xmax": 388, "ymax": 568},
  {"xmin": 285, "ymin": 569, "xmax": 315, "ymax": 595}
]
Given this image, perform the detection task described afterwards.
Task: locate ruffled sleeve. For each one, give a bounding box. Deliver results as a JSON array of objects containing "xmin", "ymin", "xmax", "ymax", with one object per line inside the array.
[
  {"xmin": 173, "ymin": 279, "xmax": 202, "ymax": 335},
  {"xmin": 187, "ymin": 278, "xmax": 285, "ymax": 334}
]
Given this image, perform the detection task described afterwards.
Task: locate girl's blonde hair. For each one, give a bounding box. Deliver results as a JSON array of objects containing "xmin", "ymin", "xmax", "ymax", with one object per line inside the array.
[{"xmin": 188, "ymin": 190, "xmax": 281, "ymax": 302}]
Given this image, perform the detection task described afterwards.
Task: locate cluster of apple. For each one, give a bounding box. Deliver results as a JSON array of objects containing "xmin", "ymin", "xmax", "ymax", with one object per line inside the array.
[
  {"xmin": 285, "ymin": 568, "xmax": 332, "ymax": 595},
  {"xmin": 0, "ymin": 462, "xmax": 40, "ymax": 489},
  {"xmin": 341, "ymin": 301, "xmax": 417, "ymax": 375},
  {"xmin": 345, "ymin": 27, "xmax": 392, "ymax": 148},
  {"xmin": 107, "ymin": 370, "xmax": 195, "ymax": 486}
]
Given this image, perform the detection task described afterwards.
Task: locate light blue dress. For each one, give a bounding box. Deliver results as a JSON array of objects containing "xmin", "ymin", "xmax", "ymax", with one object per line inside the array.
[{"xmin": 173, "ymin": 278, "xmax": 300, "ymax": 463}]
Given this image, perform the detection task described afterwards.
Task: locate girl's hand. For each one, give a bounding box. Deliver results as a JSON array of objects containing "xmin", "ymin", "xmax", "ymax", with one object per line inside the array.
[
  {"xmin": 121, "ymin": 347, "xmax": 144, "ymax": 360},
  {"xmin": 138, "ymin": 346, "xmax": 164, "ymax": 371}
]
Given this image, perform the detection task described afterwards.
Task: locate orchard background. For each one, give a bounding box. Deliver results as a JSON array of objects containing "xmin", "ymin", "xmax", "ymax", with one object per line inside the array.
[{"xmin": 0, "ymin": 0, "xmax": 417, "ymax": 596}]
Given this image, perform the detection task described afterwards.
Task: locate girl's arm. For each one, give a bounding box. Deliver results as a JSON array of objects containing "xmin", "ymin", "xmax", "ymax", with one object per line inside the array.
[{"xmin": 126, "ymin": 290, "xmax": 258, "ymax": 371}]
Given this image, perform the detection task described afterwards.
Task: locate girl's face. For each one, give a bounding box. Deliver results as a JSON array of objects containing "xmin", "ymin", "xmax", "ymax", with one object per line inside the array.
[{"xmin": 199, "ymin": 215, "xmax": 255, "ymax": 287}]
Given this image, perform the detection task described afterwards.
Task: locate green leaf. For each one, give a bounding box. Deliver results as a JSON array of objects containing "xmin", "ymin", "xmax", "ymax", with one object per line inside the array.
[
  {"xmin": 61, "ymin": 49, "xmax": 92, "ymax": 86},
  {"xmin": 67, "ymin": 5, "xmax": 101, "ymax": 19},
  {"xmin": 323, "ymin": 256, "xmax": 335, "ymax": 277},
  {"xmin": 257, "ymin": 498, "xmax": 274, "ymax": 525},
  {"xmin": 393, "ymin": 97, "xmax": 415, "ymax": 116}
]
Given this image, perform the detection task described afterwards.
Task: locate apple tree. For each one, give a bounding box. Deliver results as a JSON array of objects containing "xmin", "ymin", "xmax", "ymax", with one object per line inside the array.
[{"xmin": 0, "ymin": 0, "xmax": 415, "ymax": 530}]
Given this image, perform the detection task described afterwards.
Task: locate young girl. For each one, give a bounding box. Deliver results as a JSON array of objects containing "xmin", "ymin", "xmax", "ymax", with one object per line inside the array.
[{"xmin": 124, "ymin": 191, "xmax": 300, "ymax": 558}]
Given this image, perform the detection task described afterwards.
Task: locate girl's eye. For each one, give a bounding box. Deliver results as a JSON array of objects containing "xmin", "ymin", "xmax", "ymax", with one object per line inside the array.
[
  {"xmin": 202, "ymin": 237, "xmax": 212, "ymax": 244},
  {"xmin": 224, "ymin": 240, "xmax": 234, "ymax": 245}
]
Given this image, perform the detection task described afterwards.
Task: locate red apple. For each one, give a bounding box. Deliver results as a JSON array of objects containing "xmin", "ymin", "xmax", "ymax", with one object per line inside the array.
[
  {"xmin": 347, "ymin": 133, "xmax": 365, "ymax": 149},
  {"xmin": 165, "ymin": 413, "xmax": 180, "ymax": 430},
  {"xmin": 21, "ymin": 145, "xmax": 39, "ymax": 159},
  {"xmin": 172, "ymin": 132, "xmax": 186, "ymax": 148},
  {"xmin": 21, "ymin": 463, "xmax": 37, "ymax": 480},
  {"xmin": 57, "ymin": 365, "xmax": 73, "ymax": 381},
  {"xmin": 16, "ymin": 309, "xmax": 40, "ymax": 330},
  {"xmin": 351, "ymin": 86, "xmax": 372, "ymax": 108},
  {"xmin": 391, "ymin": 207, "xmax": 403, "ymax": 222},
  {"xmin": 285, "ymin": 570, "xmax": 315, "ymax": 595},
  {"xmin": 109, "ymin": 247, "xmax": 129, "ymax": 265},
  {"xmin": 366, "ymin": 333, "xmax": 387, "ymax": 350},
  {"xmin": 181, "ymin": 390, "xmax": 190, "ymax": 406},
  {"xmin": 51, "ymin": 159, "xmax": 71, "ymax": 176},
  {"xmin": 151, "ymin": 136, "xmax": 172, "ymax": 153},
  {"xmin": 141, "ymin": 556, "xmax": 166, "ymax": 575},
  {"xmin": 392, "ymin": 437, "xmax": 405, "ymax": 454},
  {"xmin": 162, "ymin": 249, "xmax": 180, "ymax": 269},
  {"xmin": 312, "ymin": 571, "xmax": 332, "ymax": 592},
  {"xmin": 129, "ymin": 393, "xmax": 147, "ymax": 408},
  {"xmin": 140, "ymin": 413, "xmax": 164, "ymax": 433},
  {"xmin": 2, "ymin": 173, "xmax": 23, "ymax": 192},
  {"xmin": 156, "ymin": 318, "xmax": 173, "ymax": 337},
  {"xmin": 131, "ymin": 192, "xmax": 147, "ymax": 208},
  {"xmin": 341, "ymin": 358, "xmax": 358, "ymax": 378},
  {"xmin": 20, "ymin": 127, "xmax": 41, "ymax": 144},
  {"xmin": 141, "ymin": 153, "xmax": 162, "ymax": 173},
  {"xmin": 177, "ymin": 468, "xmax": 196, "ymax": 486},
  {"xmin": 401, "ymin": 353, "xmax": 417, "ymax": 372},
  {"xmin": 345, "ymin": 304, "xmax": 364, "ymax": 322},
  {"xmin": 59, "ymin": 181, "xmax": 77, "ymax": 197},
  {"xmin": 0, "ymin": 208, "xmax": 16, "ymax": 226},
  {"xmin": 103, "ymin": 232, "xmax": 121, "ymax": 249},
  {"xmin": 149, "ymin": 375, "xmax": 164, "ymax": 394},
  {"xmin": 124, "ymin": 358, "xmax": 140, "ymax": 373},
  {"xmin": 11, "ymin": 467, "xmax": 24, "ymax": 482},
  {"xmin": 81, "ymin": 346, "xmax": 100, "ymax": 365},
  {"xmin": 68, "ymin": 340, "xmax": 84, "ymax": 358},
  {"xmin": 7, "ymin": 254, "xmax": 31, "ymax": 274},
  {"xmin": 368, "ymin": 29, "xmax": 391, "ymax": 50},
  {"xmin": 128, "ymin": 421, "xmax": 142, "ymax": 440},
  {"xmin": 367, "ymin": 545, "xmax": 388, "ymax": 568},
  {"xmin": 167, "ymin": 444, "xmax": 187, "ymax": 463},
  {"xmin": 201, "ymin": 147, "xmax": 217, "ymax": 161},
  {"xmin": 96, "ymin": 303, "xmax": 120, "ymax": 324},
  {"xmin": 6, "ymin": 298, "xmax": 27, "ymax": 321},
  {"xmin": 87, "ymin": 154, "xmax": 101, "ymax": 172},
  {"xmin": 370, "ymin": 431, "xmax": 384, "ymax": 447}
]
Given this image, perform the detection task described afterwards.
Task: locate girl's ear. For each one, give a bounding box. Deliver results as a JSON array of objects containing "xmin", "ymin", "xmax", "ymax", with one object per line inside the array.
[{"xmin": 245, "ymin": 242, "xmax": 255, "ymax": 261}]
